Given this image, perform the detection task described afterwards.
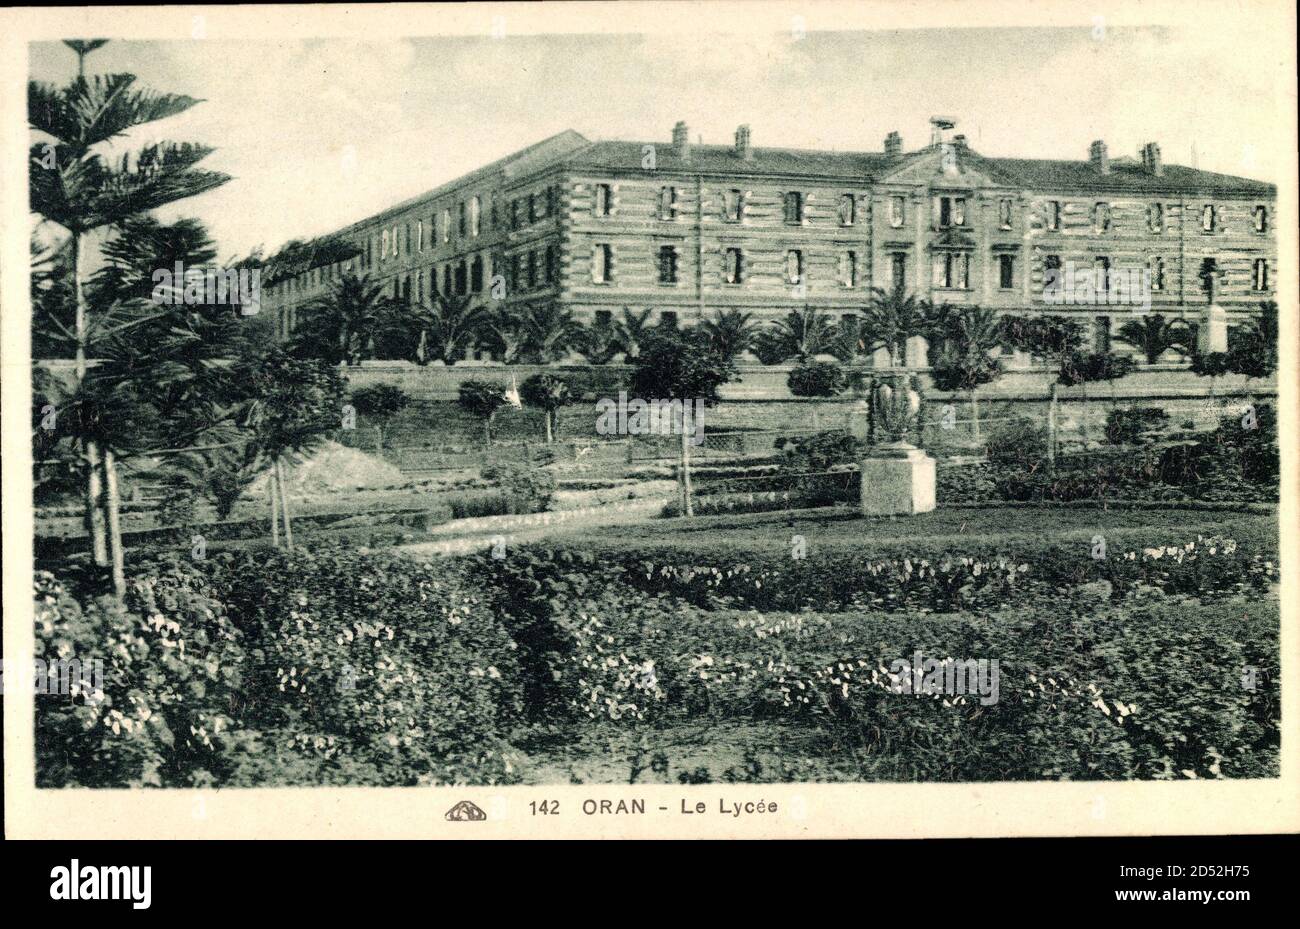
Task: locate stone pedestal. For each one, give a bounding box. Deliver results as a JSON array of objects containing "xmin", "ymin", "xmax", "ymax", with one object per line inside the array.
[
  {"xmin": 846, "ymin": 400, "xmax": 870, "ymax": 443},
  {"xmin": 860, "ymin": 444, "xmax": 936, "ymax": 515},
  {"xmin": 1199, "ymin": 304, "xmax": 1228, "ymax": 353}
]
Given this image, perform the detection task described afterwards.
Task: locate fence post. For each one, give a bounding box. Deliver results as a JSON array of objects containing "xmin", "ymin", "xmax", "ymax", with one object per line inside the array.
[{"xmin": 1048, "ymin": 381, "xmax": 1059, "ymax": 465}]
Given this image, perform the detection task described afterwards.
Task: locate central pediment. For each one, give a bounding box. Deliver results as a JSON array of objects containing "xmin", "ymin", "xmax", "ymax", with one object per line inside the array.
[{"xmin": 876, "ymin": 147, "xmax": 1017, "ymax": 191}]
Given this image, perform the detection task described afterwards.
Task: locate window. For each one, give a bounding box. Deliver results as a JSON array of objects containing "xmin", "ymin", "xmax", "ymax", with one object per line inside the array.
[
  {"xmin": 455, "ymin": 261, "xmax": 468, "ymax": 296},
  {"xmin": 1253, "ymin": 259, "xmax": 1269, "ymax": 291},
  {"xmin": 594, "ymin": 310, "xmax": 613, "ymax": 326},
  {"xmin": 490, "ymin": 196, "xmax": 499, "ymax": 231},
  {"xmin": 783, "ymin": 191, "xmax": 804, "ymax": 224},
  {"xmin": 1201, "ymin": 204, "xmax": 1217, "ymax": 232},
  {"xmin": 1151, "ymin": 257, "xmax": 1165, "ymax": 291},
  {"xmin": 659, "ymin": 311, "xmax": 678, "ymax": 329},
  {"xmin": 839, "ymin": 251, "xmax": 857, "ymax": 287},
  {"xmin": 1254, "ymin": 205, "xmax": 1268, "ymax": 233},
  {"xmin": 544, "ymin": 245, "xmax": 558, "ymax": 284},
  {"xmin": 509, "ymin": 199, "xmax": 519, "ymax": 230},
  {"xmin": 546, "ymin": 186, "xmax": 558, "ymax": 217},
  {"xmin": 998, "ymin": 198, "xmax": 1013, "ymax": 230},
  {"xmin": 658, "ymin": 186, "xmax": 677, "ymax": 220},
  {"xmin": 785, "ymin": 250, "xmax": 803, "ymax": 285},
  {"xmin": 592, "ymin": 244, "xmax": 612, "ymax": 283},
  {"xmin": 933, "ymin": 195, "xmax": 966, "ymax": 227},
  {"xmin": 838, "ymin": 194, "xmax": 856, "ymax": 226},
  {"xmin": 381, "ymin": 229, "xmax": 390, "ymax": 258},
  {"xmin": 594, "ymin": 184, "xmax": 613, "ymax": 217},
  {"xmin": 723, "ymin": 189, "xmax": 744, "ymax": 222},
  {"xmin": 1094, "ymin": 256, "xmax": 1111, "ymax": 291},
  {"xmin": 1093, "ymin": 202, "xmax": 1111, "ymax": 233},
  {"xmin": 441, "ymin": 209, "xmax": 451, "ymax": 243},
  {"xmin": 724, "ymin": 247, "xmax": 743, "ymax": 284},
  {"xmin": 508, "ymin": 254, "xmax": 521, "ymax": 289},
  {"xmin": 443, "ymin": 265, "xmax": 452, "ymax": 296},
  {"xmin": 1148, "ymin": 203, "xmax": 1163, "ymax": 233},
  {"xmin": 889, "ymin": 196, "xmax": 906, "ymax": 228},
  {"xmin": 932, "ymin": 252, "xmax": 970, "ymax": 289},
  {"xmin": 471, "ymin": 256, "xmax": 484, "ymax": 293},
  {"xmin": 998, "ymin": 254, "xmax": 1014, "ymax": 289},
  {"xmin": 890, "ymin": 252, "xmax": 907, "ymax": 289},
  {"xmin": 416, "ymin": 219, "xmax": 423, "ymax": 252},
  {"xmin": 528, "ymin": 193, "xmax": 539, "ymax": 223},
  {"xmin": 1046, "ymin": 200, "xmax": 1061, "ymax": 231},
  {"xmin": 526, "ymin": 250, "xmax": 538, "ymax": 289},
  {"xmin": 469, "ymin": 197, "xmax": 481, "ymax": 237},
  {"xmin": 657, "ymin": 245, "xmax": 678, "ymax": 284}
]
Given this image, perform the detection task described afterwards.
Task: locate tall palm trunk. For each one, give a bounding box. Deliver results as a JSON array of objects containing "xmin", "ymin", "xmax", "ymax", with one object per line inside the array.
[
  {"xmin": 1047, "ymin": 381, "xmax": 1059, "ymax": 465},
  {"xmin": 543, "ymin": 410, "xmax": 554, "ymax": 444},
  {"xmin": 679, "ymin": 406, "xmax": 694, "ymax": 517},
  {"xmin": 103, "ymin": 448, "xmax": 126, "ymax": 597},
  {"xmin": 277, "ymin": 457, "xmax": 295, "ymax": 550},
  {"xmin": 73, "ymin": 232, "xmax": 109, "ymax": 566},
  {"xmin": 269, "ymin": 464, "xmax": 280, "ymax": 547},
  {"xmin": 970, "ymin": 388, "xmax": 981, "ymax": 444}
]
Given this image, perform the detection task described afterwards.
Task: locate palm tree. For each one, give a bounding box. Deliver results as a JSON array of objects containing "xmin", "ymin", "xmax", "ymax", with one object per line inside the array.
[
  {"xmin": 829, "ymin": 313, "xmax": 871, "ymax": 366},
  {"xmin": 522, "ymin": 301, "xmax": 584, "ymax": 364},
  {"xmin": 614, "ymin": 307, "xmax": 654, "ymax": 360},
  {"xmin": 863, "ymin": 285, "xmax": 930, "ymax": 367},
  {"xmin": 577, "ymin": 313, "xmax": 623, "ymax": 365},
  {"xmin": 927, "ymin": 305, "xmax": 1004, "ymax": 443},
  {"xmin": 29, "ymin": 39, "xmax": 231, "ymax": 595},
  {"xmin": 480, "ymin": 305, "xmax": 530, "ymax": 364},
  {"xmin": 1117, "ymin": 313, "xmax": 1192, "ymax": 365},
  {"xmin": 409, "ymin": 291, "xmax": 489, "ymax": 365},
  {"xmin": 292, "ymin": 271, "xmax": 395, "ymax": 365},
  {"xmin": 763, "ymin": 305, "xmax": 837, "ymax": 362},
  {"xmin": 699, "ymin": 309, "xmax": 760, "ymax": 364}
]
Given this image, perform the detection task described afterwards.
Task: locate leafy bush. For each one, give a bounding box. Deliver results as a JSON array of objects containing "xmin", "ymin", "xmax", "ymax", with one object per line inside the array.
[
  {"xmin": 787, "ymin": 361, "xmax": 848, "ymax": 398},
  {"xmin": 481, "ymin": 462, "xmax": 556, "ymax": 512},
  {"xmin": 36, "ymin": 549, "xmax": 526, "ymax": 788},
  {"xmin": 984, "ymin": 415, "xmax": 1048, "ymax": 472},
  {"xmin": 1105, "ymin": 407, "xmax": 1170, "ymax": 445}
]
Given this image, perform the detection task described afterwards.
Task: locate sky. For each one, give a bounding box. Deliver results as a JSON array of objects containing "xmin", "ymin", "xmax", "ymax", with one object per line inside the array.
[{"xmin": 28, "ymin": 24, "xmax": 1289, "ymax": 261}]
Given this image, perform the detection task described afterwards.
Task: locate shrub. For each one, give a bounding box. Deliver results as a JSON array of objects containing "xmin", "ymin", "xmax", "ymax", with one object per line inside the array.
[
  {"xmin": 787, "ymin": 361, "xmax": 848, "ymax": 399},
  {"xmin": 1104, "ymin": 407, "xmax": 1170, "ymax": 445},
  {"xmin": 481, "ymin": 462, "xmax": 556, "ymax": 512},
  {"xmin": 36, "ymin": 549, "xmax": 526, "ymax": 788},
  {"xmin": 984, "ymin": 415, "xmax": 1048, "ymax": 471}
]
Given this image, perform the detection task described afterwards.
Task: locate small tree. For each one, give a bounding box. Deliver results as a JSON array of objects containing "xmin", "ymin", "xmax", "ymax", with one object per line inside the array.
[
  {"xmin": 350, "ymin": 384, "xmax": 411, "ymax": 458},
  {"xmin": 700, "ymin": 309, "xmax": 760, "ymax": 365},
  {"xmin": 520, "ymin": 373, "xmax": 572, "ymax": 444},
  {"xmin": 237, "ymin": 349, "xmax": 347, "ymax": 550},
  {"xmin": 1116, "ymin": 313, "xmax": 1192, "ymax": 365},
  {"xmin": 927, "ymin": 305, "xmax": 1003, "ymax": 443},
  {"xmin": 457, "ymin": 380, "xmax": 508, "ymax": 445},
  {"xmin": 630, "ymin": 331, "xmax": 737, "ymax": 517},
  {"xmin": 1000, "ymin": 315, "xmax": 1085, "ymax": 464}
]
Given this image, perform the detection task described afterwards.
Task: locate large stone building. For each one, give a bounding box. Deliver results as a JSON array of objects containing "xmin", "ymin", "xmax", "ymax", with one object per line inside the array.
[{"xmin": 264, "ymin": 118, "xmax": 1276, "ymax": 363}]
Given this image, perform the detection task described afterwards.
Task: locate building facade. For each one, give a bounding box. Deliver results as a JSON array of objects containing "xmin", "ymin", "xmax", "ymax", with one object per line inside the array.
[{"xmin": 264, "ymin": 118, "xmax": 1277, "ymax": 363}]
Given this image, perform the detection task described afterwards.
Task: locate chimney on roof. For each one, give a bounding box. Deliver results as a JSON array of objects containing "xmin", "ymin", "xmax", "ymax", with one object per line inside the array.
[
  {"xmin": 672, "ymin": 121, "xmax": 692, "ymax": 162},
  {"xmin": 1141, "ymin": 142, "xmax": 1163, "ymax": 177},
  {"xmin": 930, "ymin": 116, "xmax": 957, "ymax": 146},
  {"xmin": 1089, "ymin": 140, "xmax": 1110, "ymax": 175},
  {"xmin": 953, "ymin": 134, "xmax": 968, "ymax": 150},
  {"xmin": 734, "ymin": 124, "xmax": 753, "ymax": 160},
  {"xmin": 884, "ymin": 131, "xmax": 902, "ymax": 157}
]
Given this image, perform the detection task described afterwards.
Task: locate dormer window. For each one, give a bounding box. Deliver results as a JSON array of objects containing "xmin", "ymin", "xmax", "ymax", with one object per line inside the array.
[
  {"xmin": 1201, "ymin": 204, "xmax": 1217, "ymax": 232},
  {"xmin": 723, "ymin": 189, "xmax": 744, "ymax": 223},
  {"xmin": 838, "ymin": 194, "xmax": 856, "ymax": 226},
  {"xmin": 1253, "ymin": 205, "xmax": 1267, "ymax": 233},
  {"xmin": 998, "ymin": 198, "xmax": 1013, "ymax": 230},
  {"xmin": 1046, "ymin": 200, "xmax": 1061, "ymax": 231},
  {"xmin": 889, "ymin": 196, "xmax": 906, "ymax": 228},
  {"xmin": 595, "ymin": 184, "xmax": 613, "ymax": 217}
]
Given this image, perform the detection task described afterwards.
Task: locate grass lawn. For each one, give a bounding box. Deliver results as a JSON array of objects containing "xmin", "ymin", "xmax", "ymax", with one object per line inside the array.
[{"xmin": 564, "ymin": 503, "xmax": 1278, "ymax": 557}]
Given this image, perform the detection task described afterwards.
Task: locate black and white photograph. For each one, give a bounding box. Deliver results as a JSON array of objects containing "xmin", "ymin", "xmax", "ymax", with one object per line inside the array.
[{"xmin": 2, "ymin": 1, "xmax": 1297, "ymax": 851}]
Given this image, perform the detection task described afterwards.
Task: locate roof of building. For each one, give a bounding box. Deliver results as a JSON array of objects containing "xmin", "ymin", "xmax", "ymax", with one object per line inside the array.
[{"xmin": 562, "ymin": 138, "xmax": 1276, "ymax": 196}]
